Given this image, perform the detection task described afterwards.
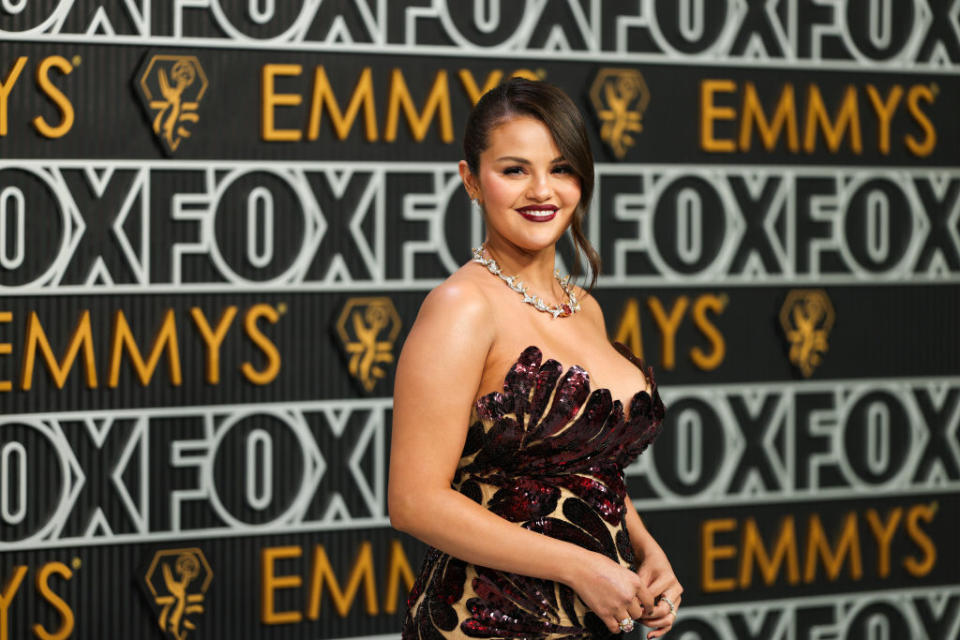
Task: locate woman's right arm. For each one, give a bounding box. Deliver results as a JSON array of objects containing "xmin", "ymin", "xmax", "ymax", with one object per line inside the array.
[{"xmin": 388, "ymin": 280, "xmax": 644, "ymax": 633}]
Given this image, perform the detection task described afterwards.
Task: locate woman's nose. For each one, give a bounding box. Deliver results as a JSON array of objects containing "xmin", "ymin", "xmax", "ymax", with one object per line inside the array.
[{"xmin": 526, "ymin": 173, "xmax": 551, "ymax": 200}]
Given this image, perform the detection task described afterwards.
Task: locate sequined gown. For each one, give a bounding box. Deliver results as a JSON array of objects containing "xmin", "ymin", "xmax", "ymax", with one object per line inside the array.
[{"xmin": 402, "ymin": 343, "xmax": 667, "ymax": 640}]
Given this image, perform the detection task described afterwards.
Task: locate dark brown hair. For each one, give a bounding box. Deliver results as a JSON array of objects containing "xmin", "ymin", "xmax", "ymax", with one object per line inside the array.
[{"xmin": 463, "ymin": 77, "xmax": 601, "ymax": 291}]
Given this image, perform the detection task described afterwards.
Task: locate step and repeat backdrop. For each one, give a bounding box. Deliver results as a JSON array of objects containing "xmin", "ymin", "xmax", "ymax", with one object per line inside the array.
[{"xmin": 1, "ymin": 2, "xmax": 959, "ymax": 639}]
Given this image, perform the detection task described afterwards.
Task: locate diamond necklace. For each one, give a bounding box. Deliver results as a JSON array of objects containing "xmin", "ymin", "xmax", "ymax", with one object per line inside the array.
[{"xmin": 471, "ymin": 243, "xmax": 581, "ymax": 319}]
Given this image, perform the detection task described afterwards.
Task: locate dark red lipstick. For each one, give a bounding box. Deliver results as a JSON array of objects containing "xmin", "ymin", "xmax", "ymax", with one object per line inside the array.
[{"xmin": 516, "ymin": 205, "xmax": 558, "ymax": 222}]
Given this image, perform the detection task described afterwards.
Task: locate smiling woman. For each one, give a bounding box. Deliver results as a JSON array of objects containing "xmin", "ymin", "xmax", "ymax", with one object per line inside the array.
[
  {"xmin": 459, "ymin": 79, "xmax": 598, "ymax": 289},
  {"xmin": 388, "ymin": 78, "xmax": 681, "ymax": 640}
]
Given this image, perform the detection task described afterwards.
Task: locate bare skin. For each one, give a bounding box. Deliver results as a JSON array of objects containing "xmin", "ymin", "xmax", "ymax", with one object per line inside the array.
[{"xmin": 389, "ymin": 116, "xmax": 682, "ymax": 638}]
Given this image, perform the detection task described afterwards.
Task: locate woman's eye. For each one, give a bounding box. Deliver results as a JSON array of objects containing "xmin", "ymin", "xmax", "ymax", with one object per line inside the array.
[
  {"xmin": 503, "ymin": 166, "xmax": 524, "ymax": 175},
  {"xmin": 553, "ymin": 164, "xmax": 573, "ymax": 174}
]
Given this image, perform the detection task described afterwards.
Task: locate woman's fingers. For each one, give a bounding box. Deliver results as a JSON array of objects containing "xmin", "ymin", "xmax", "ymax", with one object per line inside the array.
[
  {"xmin": 656, "ymin": 590, "xmax": 681, "ymax": 618},
  {"xmin": 645, "ymin": 574, "xmax": 673, "ymax": 598},
  {"xmin": 633, "ymin": 586, "xmax": 656, "ymax": 614},
  {"xmin": 641, "ymin": 596, "xmax": 679, "ymax": 639},
  {"xmin": 602, "ymin": 616, "xmax": 623, "ymax": 634},
  {"xmin": 606, "ymin": 613, "xmax": 639, "ymax": 635},
  {"xmin": 608, "ymin": 597, "xmax": 645, "ymax": 634},
  {"xmin": 669, "ymin": 593, "xmax": 682, "ymax": 613},
  {"xmin": 640, "ymin": 612, "xmax": 673, "ymax": 628},
  {"xmin": 571, "ymin": 553, "xmax": 674, "ymax": 635},
  {"xmin": 646, "ymin": 622, "xmax": 674, "ymax": 640},
  {"xmin": 638, "ymin": 599, "xmax": 667, "ymax": 620},
  {"xmin": 644, "ymin": 612, "xmax": 677, "ymax": 639}
]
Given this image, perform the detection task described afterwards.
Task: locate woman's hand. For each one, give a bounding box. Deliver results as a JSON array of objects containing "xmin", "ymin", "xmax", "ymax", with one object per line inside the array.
[
  {"xmin": 635, "ymin": 548, "xmax": 682, "ymax": 639},
  {"xmin": 567, "ymin": 553, "xmax": 650, "ymax": 634},
  {"xmin": 621, "ymin": 494, "xmax": 681, "ymax": 638}
]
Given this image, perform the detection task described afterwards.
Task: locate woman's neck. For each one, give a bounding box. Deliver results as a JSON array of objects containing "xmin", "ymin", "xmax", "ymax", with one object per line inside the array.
[{"xmin": 482, "ymin": 238, "xmax": 564, "ymax": 302}]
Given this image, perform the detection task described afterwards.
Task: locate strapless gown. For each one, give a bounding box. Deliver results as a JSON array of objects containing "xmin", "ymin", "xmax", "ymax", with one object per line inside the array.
[{"xmin": 401, "ymin": 343, "xmax": 667, "ymax": 640}]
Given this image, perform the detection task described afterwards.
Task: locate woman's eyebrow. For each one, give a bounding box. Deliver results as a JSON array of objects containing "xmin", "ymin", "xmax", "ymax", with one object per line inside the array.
[{"xmin": 494, "ymin": 156, "xmax": 566, "ymax": 163}]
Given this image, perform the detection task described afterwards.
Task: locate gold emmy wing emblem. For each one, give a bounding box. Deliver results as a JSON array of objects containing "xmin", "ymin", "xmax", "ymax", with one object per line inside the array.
[
  {"xmin": 589, "ymin": 68, "xmax": 650, "ymax": 159},
  {"xmin": 337, "ymin": 297, "xmax": 402, "ymax": 392},
  {"xmin": 143, "ymin": 548, "xmax": 213, "ymax": 640},
  {"xmin": 136, "ymin": 55, "xmax": 208, "ymax": 153},
  {"xmin": 779, "ymin": 289, "xmax": 835, "ymax": 378}
]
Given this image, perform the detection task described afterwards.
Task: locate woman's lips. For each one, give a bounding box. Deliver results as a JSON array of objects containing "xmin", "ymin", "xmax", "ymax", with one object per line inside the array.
[{"xmin": 516, "ymin": 206, "xmax": 558, "ymax": 222}]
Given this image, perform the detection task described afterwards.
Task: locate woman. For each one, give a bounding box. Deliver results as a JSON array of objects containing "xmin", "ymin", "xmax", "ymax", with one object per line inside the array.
[{"xmin": 389, "ymin": 78, "xmax": 681, "ymax": 640}]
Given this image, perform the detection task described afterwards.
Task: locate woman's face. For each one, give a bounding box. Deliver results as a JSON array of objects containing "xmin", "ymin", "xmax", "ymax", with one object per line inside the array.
[{"xmin": 461, "ymin": 116, "xmax": 581, "ymax": 253}]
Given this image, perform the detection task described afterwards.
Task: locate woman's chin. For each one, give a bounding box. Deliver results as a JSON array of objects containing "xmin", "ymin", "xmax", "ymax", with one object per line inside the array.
[
  {"xmin": 487, "ymin": 221, "xmax": 572, "ymax": 252},
  {"xmin": 497, "ymin": 235, "xmax": 566, "ymax": 254}
]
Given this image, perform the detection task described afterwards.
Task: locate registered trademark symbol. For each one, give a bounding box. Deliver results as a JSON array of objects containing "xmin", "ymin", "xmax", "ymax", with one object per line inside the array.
[
  {"xmin": 71, "ymin": 55, "xmax": 81, "ymax": 67},
  {"xmin": 277, "ymin": 303, "xmax": 287, "ymax": 315},
  {"xmin": 930, "ymin": 83, "xmax": 939, "ymax": 95},
  {"xmin": 71, "ymin": 557, "xmax": 81, "ymax": 570},
  {"xmin": 536, "ymin": 68, "xmax": 546, "ymax": 78},
  {"xmin": 720, "ymin": 293, "xmax": 729, "ymax": 306}
]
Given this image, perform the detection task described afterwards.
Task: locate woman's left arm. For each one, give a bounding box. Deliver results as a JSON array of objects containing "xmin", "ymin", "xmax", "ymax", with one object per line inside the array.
[{"xmin": 624, "ymin": 495, "xmax": 682, "ymax": 638}]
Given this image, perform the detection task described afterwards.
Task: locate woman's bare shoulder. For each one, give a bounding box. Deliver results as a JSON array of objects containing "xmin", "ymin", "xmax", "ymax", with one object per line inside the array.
[
  {"xmin": 401, "ymin": 263, "xmax": 497, "ymax": 366},
  {"xmin": 418, "ymin": 263, "xmax": 494, "ymax": 322}
]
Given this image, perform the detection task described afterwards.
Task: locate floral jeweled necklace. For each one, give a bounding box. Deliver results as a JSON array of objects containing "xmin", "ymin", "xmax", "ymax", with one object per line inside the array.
[{"xmin": 471, "ymin": 243, "xmax": 581, "ymax": 319}]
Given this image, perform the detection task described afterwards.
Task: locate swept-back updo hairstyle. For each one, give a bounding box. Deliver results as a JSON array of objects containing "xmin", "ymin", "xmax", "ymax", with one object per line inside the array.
[{"xmin": 463, "ymin": 77, "xmax": 601, "ymax": 291}]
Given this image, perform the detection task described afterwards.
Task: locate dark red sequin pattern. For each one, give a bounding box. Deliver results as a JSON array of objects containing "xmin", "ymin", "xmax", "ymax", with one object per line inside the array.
[{"xmin": 402, "ymin": 343, "xmax": 666, "ymax": 640}]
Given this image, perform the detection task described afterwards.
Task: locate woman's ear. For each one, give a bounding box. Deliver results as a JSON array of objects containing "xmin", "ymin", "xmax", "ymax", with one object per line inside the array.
[{"xmin": 458, "ymin": 160, "xmax": 479, "ymax": 201}]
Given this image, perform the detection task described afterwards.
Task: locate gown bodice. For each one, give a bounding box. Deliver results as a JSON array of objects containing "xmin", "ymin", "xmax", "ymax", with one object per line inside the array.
[{"xmin": 403, "ymin": 342, "xmax": 667, "ymax": 640}]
